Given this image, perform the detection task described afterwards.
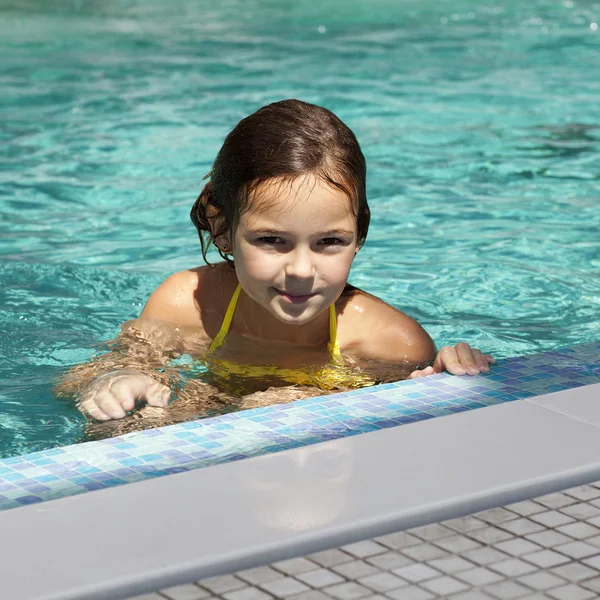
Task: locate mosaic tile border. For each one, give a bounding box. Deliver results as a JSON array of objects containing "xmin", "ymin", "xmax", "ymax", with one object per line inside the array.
[{"xmin": 0, "ymin": 341, "xmax": 598, "ymax": 512}]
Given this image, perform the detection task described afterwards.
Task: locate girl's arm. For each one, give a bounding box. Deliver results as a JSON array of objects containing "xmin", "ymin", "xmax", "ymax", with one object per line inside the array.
[
  {"xmin": 54, "ymin": 269, "xmax": 205, "ymax": 420},
  {"xmin": 344, "ymin": 293, "xmax": 494, "ymax": 379},
  {"xmin": 53, "ymin": 318, "xmax": 182, "ymax": 419}
]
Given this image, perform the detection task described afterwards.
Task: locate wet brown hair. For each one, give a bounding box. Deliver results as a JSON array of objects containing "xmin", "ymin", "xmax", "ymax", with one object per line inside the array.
[{"xmin": 190, "ymin": 99, "xmax": 370, "ymax": 264}]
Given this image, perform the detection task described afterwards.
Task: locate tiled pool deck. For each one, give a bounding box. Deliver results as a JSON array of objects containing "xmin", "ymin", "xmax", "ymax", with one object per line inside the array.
[
  {"xmin": 136, "ymin": 479, "xmax": 600, "ymax": 600},
  {"xmin": 1, "ymin": 340, "xmax": 599, "ymax": 512}
]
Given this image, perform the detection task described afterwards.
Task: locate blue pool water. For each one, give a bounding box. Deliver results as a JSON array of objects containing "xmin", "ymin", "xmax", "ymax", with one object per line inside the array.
[{"xmin": 1, "ymin": 0, "xmax": 599, "ymax": 458}]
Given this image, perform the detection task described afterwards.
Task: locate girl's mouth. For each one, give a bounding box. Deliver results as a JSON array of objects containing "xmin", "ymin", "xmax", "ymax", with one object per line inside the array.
[{"xmin": 275, "ymin": 289, "xmax": 316, "ymax": 304}]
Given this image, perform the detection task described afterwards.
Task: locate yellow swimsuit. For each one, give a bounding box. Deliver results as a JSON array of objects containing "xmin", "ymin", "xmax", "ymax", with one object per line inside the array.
[{"xmin": 202, "ymin": 284, "xmax": 376, "ymax": 393}]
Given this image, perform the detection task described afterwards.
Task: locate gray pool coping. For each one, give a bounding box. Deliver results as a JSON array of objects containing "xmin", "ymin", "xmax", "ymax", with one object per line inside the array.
[{"xmin": 1, "ymin": 382, "xmax": 600, "ymax": 600}]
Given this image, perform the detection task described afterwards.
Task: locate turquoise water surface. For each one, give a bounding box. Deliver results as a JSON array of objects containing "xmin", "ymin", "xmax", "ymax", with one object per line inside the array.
[{"xmin": 1, "ymin": 0, "xmax": 599, "ymax": 458}]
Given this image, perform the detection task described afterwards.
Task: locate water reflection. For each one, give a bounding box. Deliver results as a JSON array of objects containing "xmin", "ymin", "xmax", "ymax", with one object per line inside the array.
[{"xmin": 240, "ymin": 438, "xmax": 354, "ymax": 531}]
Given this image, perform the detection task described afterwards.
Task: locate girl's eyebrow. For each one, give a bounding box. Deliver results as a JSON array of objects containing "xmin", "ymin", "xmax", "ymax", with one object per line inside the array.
[{"xmin": 247, "ymin": 228, "xmax": 355, "ymax": 237}]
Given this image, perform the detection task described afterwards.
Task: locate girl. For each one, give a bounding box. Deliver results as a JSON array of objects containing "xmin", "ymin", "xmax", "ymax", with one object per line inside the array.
[{"xmin": 60, "ymin": 99, "xmax": 494, "ymax": 429}]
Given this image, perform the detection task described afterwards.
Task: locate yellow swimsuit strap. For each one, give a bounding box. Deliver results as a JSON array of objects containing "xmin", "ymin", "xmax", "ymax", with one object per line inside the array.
[
  {"xmin": 208, "ymin": 283, "xmax": 242, "ymax": 353},
  {"xmin": 327, "ymin": 301, "xmax": 343, "ymax": 364},
  {"xmin": 208, "ymin": 283, "xmax": 343, "ymax": 362}
]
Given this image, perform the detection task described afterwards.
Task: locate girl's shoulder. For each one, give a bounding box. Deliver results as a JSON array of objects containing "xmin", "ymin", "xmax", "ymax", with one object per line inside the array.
[
  {"xmin": 140, "ymin": 262, "xmax": 236, "ymax": 331},
  {"xmin": 336, "ymin": 286, "xmax": 436, "ymax": 365}
]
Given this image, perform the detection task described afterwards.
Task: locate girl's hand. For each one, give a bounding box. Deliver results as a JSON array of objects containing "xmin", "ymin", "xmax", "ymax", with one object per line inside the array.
[
  {"xmin": 408, "ymin": 343, "xmax": 496, "ymax": 379},
  {"xmin": 77, "ymin": 370, "xmax": 171, "ymax": 421}
]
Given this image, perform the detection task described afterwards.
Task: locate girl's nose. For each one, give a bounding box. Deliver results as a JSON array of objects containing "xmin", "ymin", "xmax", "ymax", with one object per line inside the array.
[{"xmin": 285, "ymin": 247, "xmax": 315, "ymax": 279}]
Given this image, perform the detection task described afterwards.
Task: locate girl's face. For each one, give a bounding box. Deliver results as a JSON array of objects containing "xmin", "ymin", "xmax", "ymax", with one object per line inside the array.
[{"xmin": 232, "ymin": 173, "xmax": 358, "ymax": 326}]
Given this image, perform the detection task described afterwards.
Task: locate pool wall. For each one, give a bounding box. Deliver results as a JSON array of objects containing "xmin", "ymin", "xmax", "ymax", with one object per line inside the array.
[{"xmin": 1, "ymin": 341, "xmax": 599, "ymax": 512}]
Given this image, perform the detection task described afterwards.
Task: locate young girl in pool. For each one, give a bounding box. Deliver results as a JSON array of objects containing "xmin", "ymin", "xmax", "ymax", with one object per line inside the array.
[{"xmin": 67, "ymin": 99, "xmax": 494, "ymax": 425}]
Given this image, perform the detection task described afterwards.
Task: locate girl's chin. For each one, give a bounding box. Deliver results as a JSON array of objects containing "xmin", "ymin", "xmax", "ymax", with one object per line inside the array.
[{"xmin": 271, "ymin": 302, "xmax": 320, "ymax": 325}]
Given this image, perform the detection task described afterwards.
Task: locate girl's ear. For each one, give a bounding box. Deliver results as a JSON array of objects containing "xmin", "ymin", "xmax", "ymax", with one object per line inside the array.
[{"xmin": 206, "ymin": 205, "xmax": 231, "ymax": 252}]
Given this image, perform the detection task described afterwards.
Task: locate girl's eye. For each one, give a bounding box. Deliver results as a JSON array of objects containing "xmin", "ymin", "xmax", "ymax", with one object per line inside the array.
[
  {"xmin": 258, "ymin": 236, "xmax": 283, "ymax": 245},
  {"xmin": 321, "ymin": 237, "xmax": 343, "ymax": 245}
]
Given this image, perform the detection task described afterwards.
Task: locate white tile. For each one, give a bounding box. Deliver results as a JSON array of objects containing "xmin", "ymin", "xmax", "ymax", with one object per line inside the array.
[
  {"xmin": 482, "ymin": 579, "xmax": 532, "ymax": 599},
  {"xmin": 462, "ymin": 546, "xmax": 509, "ymax": 566},
  {"xmin": 550, "ymin": 562, "xmax": 598, "ymax": 582},
  {"xmin": 455, "ymin": 567, "xmax": 504, "ymax": 586},
  {"xmin": 273, "ymin": 557, "xmax": 320, "ymax": 575},
  {"xmin": 488, "ymin": 558, "xmax": 536, "ymax": 577},
  {"xmin": 525, "ymin": 530, "xmax": 571, "ymax": 548},
  {"xmin": 444, "ymin": 515, "xmax": 487, "ymax": 534},
  {"xmin": 504, "ymin": 500, "xmax": 546, "ymax": 517},
  {"xmin": 385, "ymin": 586, "xmax": 434, "ymax": 600},
  {"xmin": 374, "ymin": 531, "xmax": 421, "ymax": 550},
  {"xmin": 222, "ymin": 588, "xmax": 272, "ymax": 600},
  {"xmin": 341, "ymin": 540, "xmax": 386, "ymax": 558},
  {"xmin": 420, "ymin": 575, "xmax": 469, "ymax": 595},
  {"xmin": 308, "ymin": 549, "xmax": 353, "ymax": 568},
  {"xmin": 199, "ymin": 575, "xmax": 246, "ymax": 595},
  {"xmin": 296, "ymin": 568, "xmax": 344, "ymax": 588},
  {"xmin": 393, "ymin": 563, "xmax": 440, "ymax": 583},
  {"xmin": 161, "ymin": 584, "xmax": 211, "ymax": 600},
  {"xmin": 469, "ymin": 527, "xmax": 514, "ymax": 545},
  {"xmin": 286, "ymin": 591, "xmax": 331, "ymax": 600},
  {"xmin": 493, "ymin": 538, "xmax": 540, "ymax": 557},
  {"xmin": 408, "ymin": 523, "xmax": 455, "ymax": 541},
  {"xmin": 523, "ymin": 549, "xmax": 570, "ymax": 568},
  {"xmin": 237, "ymin": 565, "xmax": 283, "ymax": 585},
  {"xmin": 529, "ymin": 510, "xmax": 575, "ymax": 528},
  {"xmin": 546, "ymin": 584, "xmax": 596, "ymax": 600},
  {"xmin": 428, "ymin": 555, "xmax": 475, "ymax": 574},
  {"xmin": 554, "ymin": 540, "xmax": 599, "ymax": 559},
  {"xmin": 401, "ymin": 542, "xmax": 449, "ymax": 561},
  {"xmin": 586, "ymin": 515, "xmax": 600, "ymax": 529},
  {"xmin": 433, "ymin": 535, "xmax": 481, "ymax": 553},
  {"xmin": 332, "ymin": 560, "xmax": 380, "ymax": 579},
  {"xmin": 581, "ymin": 554, "xmax": 600, "ymax": 570},
  {"xmin": 516, "ymin": 571, "xmax": 566, "ymax": 591},
  {"xmin": 365, "ymin": 551, "xmax": 412, "ymax": 570},
  {"xmin": 259, "ymin": 577, "xmax": 310, "ymax": 598},
  {"xmin": 556, "ymin": 521, "xmax": 600, "ymax": 540},
  {"xmin": 561, "ymin": 502, "xmax": 600, "ymax": 520},
  {"xmin": 475, "ymin": 508, "xmax": 519, "ymax": 524},
  {"xmin": 535, "ymin": 492, "xmax": 577, "ymax": 510},
  {"xmin": 580, "ymin": 576, "xmax": 600, "ymax": 593},
  {"xmin": 322, "ymin": 581, "xmax": 372, "ymax": 600},
  {"xmin": 565, "ymin": 486, "xmax": 600, "ymax": 501},
  {"xmin": 357, "ymin": 572, "xmax": 407, "ymax": 593},
  {"xmin": 449, "ymin": 592, "xmax": 496, "ymax": 600},
  {"xmin": 585, "ymin": 534, "xmax": 600, "ymax": 550},
  {"xmin": 499, "ymin": 518, "xmax": 546, "ymax": 536}
]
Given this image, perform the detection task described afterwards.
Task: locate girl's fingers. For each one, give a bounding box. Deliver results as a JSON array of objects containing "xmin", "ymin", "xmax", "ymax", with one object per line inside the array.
[
  {"xmin": 472, "ymin": 349, "xmax": 491, "ymax": 373},
  {"xmin": 408, "ymin": 366, "xmax": 435, "ymax": 379},
  {"xmin": 78, "ymin": 394, "xmax": 112, "ymax": 421},
  {"xmin": 435, "ymin": 345, "xmax": 465, "ymax": 375},
  {"xmin": 146, "ymin": 382, "xmax": 171, "ymax": 407},
  {"xmin": 455, "ymin": 342, "xmax": 479, "ymax": 375},
  {"xmin": 95, "ymin": 389, "xmax": 128, "ymax": 419},
  {"xmin": 428, "ymin": 345, "xmax": 496, "ymax": 378},
  {"xmin": 107, "ymin": 378, "xmax": 137, "ymax": 414}
]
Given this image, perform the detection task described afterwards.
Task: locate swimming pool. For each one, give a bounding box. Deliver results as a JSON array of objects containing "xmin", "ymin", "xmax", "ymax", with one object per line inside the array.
[{"xmin": 1, "ymin": 0, "xmax": 599, "ymax": 459}]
